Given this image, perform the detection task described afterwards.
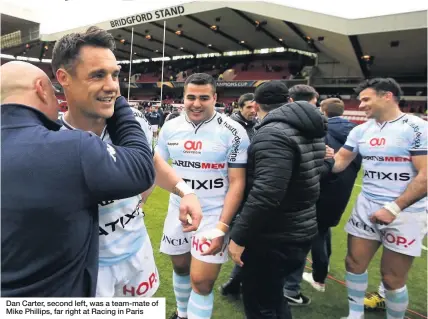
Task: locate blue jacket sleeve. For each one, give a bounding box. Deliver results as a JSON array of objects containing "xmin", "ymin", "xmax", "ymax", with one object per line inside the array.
[{"xmin": 79, "ymin": 96, "xmax": 156, "ymax": 202}]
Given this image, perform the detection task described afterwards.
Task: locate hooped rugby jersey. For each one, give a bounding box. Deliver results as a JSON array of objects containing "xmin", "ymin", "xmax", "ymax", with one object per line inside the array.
[
  {"xmin": 60, "ymin": 109, "xmax": 154, "ymax": 266},
  {"xmin": 155, "ymin": 112, "xmax": 250, "ymax": 215},
  {"xmin": 344, "ymin": 114, "xmax": 427, "ymax": 212}
]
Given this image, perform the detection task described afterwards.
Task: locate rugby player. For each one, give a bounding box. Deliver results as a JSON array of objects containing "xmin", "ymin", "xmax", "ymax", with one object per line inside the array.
[
  {"xmin": 331, "ymin": 78, "xmax": 427, "ymax": 319},
  {"xmin": 156, "ymin": 73, "xmax": 249, "ymax": 319},
  {"xmin": 52, "ymin": 26, "xmax": 202, "ymax": 298}
]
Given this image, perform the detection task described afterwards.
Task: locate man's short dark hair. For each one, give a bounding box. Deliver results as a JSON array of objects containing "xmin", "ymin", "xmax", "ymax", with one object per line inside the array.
[
  {"xmin": 321, "ymin": 98, "xmax": 345, "ymax": 118},
  {"xmin": 355, "ymin": 78, "xmax": 403, "ymax": 103},
  {"xmin": 184, "ymin": 73, "xmax": 216, "ymax": 92},
  {"xmin": 289, "ymin": 84, "xmax": 319, "ymax": 102},
  {"xmin": 238, "ymin": 93, "xmax": 255, "ymax": 108},
  {"xmin": 51, "ymin": 26, "xmax": 116, "ymax": 75}
]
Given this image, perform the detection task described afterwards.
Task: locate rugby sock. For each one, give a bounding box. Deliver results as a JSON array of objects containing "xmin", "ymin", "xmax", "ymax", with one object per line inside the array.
[
  {"xmin": 385, "ymin": 286, "xmax": 408, "ymax": 319},
  {"xmin": 346, "ymin": 271, "xmax": 368, "ymax": 318},
  {"xmin": 187, "ymin": 290, "xmax": 214, "ymax": 319},
  {"xmin": 173, "ymin": 271, "xmax": 192, "ymax": 318},
  {"xmin": 378, "ymin": 281, "xmax": 386, "ymax": 298}
]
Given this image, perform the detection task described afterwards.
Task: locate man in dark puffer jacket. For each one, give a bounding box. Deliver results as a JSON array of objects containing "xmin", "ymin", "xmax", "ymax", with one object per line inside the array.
[{"xmin": 229, "ymin": 81, "xmax": 327, "ymax": 319}]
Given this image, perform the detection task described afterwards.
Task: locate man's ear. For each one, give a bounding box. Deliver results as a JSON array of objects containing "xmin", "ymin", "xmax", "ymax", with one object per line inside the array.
[
  {"xmin": 34, "ymin": 78, "xmax": 48, "ymax": 104},
  {"xmin": 213, "ymin": 93, "xmax": 217, "ymax": 103},
  {"xmin": 384, "ymin": 91, "xmax": 394, "ymax": 102},
  {"xmin": 56, "ymin": 68, "xmax": 70, "ymax": 88}
]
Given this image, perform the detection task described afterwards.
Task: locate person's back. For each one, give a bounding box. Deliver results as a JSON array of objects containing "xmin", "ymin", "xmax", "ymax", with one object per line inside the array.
[
  {"xmin": 1, "ymin": 61, "xmax": 155, "ymax": 297},
  {"xmin": 242, "ymin": 101, "xmax": 327, "ymax": 244},
  {"xmin": 2, "ymin": 117, "xmax": 99, "ymax": 296},
  {"xmin": 317, "ymin": 99, "xmax": 362, "ymax": 229},
  {"xmin": 147, "ymin": 109, "xmax": 161, "ymax": 126}
]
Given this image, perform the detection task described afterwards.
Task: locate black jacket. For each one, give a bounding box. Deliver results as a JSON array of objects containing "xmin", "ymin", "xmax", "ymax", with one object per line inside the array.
[
  {"xmin": 1, "ymin": 97, "xmax": 155, "ymax": 297},
  {"xmin": 231, "ymin": 101, "xmax": 327, "ymax": 247},
  {"xmin": 230, "ymin": 111, "xmax": 259, "ymax": 141},
  {"xmin": 316, "ymin": 117, "xmax": 362, "ymax": 230}
]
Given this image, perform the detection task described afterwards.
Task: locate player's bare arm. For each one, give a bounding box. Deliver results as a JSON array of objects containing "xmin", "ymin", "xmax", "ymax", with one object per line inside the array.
[
  {"xmin": 332, "ymin": 147, "xmax": 358, "ymax": 173},
  {"xmin": 394, "ymin": 155, "xmax": 427, "ymax": 210},
  {"xmin": 201, "ymin": 167, "xmax": 246, "ymax": 256},
  {"xmin": 370, "ymin": 155, "xmax": 427, "ymax": 225},
  {"xmin": 219, "ymin": 168, "xmax": 246, "ymax": 226}
]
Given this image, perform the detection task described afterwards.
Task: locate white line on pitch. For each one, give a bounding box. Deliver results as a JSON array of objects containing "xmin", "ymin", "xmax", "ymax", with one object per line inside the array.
[{"xmin": 354, "ymin": 184, "xmax": 362, "ymax": 187}]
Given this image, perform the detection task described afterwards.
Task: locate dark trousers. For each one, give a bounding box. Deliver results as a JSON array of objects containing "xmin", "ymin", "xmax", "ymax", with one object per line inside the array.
[
  {"xmin": 241, "ymin": 242, "xmax": 311, "ymax": 319},
  {"xmin": 283, "ymin": 228, "xmax": 332, "ymax": 296},
  {"xmin": 228, "ymin": 264, "xmax": 243, "ymax": 281},
  {"xmin": 312, "ymin": 228, "xmax": 331, "ymax": 284}
]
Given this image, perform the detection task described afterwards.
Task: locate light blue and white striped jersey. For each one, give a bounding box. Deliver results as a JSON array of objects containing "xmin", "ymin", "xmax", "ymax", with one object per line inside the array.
[
  {"xmin": 344, "ymin": 114, "xmax": 427, "ymax": 212},
  {"xmin": 60, "ymin": 108, "xmax": 154, "ymax": 266},
  {"xmin": 155, "ymin": 112, "xmax": 250, "ymax": 215}
]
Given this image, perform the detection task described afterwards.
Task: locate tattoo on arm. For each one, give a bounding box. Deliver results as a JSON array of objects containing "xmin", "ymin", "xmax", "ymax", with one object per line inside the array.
[{"xmin": 172, "ymin": 186, "xmax": 184, "ymax": 198}]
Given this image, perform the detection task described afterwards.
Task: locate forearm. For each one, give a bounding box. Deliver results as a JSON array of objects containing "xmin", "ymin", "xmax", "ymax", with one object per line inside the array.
[
  {"xmin": 332, "ymin": 150, "xmax": 356, "ymax": 173},
  {"xmin": 332, "ymin": 158, "xmax": 348, "ymax": 173},
  {"xmin": 219, "ymin": 180, "xmax": 245, "ymax": 226},
  {"xmin": 394, "ymin": 171, "xmax": 427, "ymax": 210}
]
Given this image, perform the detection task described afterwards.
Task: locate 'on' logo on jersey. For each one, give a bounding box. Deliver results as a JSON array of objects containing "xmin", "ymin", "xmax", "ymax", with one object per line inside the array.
[
  {"xmin": 369, "ymin": 137, "xmax": 386, "ymax": 147},
  {"xmin": 184, "ymin": 140, "xmax": 202, "ymax": 150},
  {"xmin": 183, "ymin": 140, "xmax": 203, "ymax": 154}
]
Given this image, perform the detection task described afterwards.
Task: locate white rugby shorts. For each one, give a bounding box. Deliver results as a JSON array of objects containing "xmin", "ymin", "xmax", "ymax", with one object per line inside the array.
[
  {"xmin": 345, "ymin": 193, "xmax": 427, "ymax": 257},
  {"xmin": 150, "ymin": 124, "xmax": 159, "ymax": 133},
  {"xmin": 159, "ymin": 205, "xmax": 229, "ymax": 264},
  {"xmin": 96, "ymin": 235, "xmax": 160, "ymax": 297}
]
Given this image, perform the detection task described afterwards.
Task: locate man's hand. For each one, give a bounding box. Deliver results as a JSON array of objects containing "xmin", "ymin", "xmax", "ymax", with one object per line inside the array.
[
  {"xmin": 228, "ymin": 239, "xmax": 245, "ymax": 267},
  {"xmin": 325, "ymin": 145, "xmax": 334, "ymax": 159},
  {"xmin": 200, "ymin": 236, "xmax": 225, "ymax": 256},
  {"xmin": 179, "ymin": 194, "xmax": 202, "ymax": 232},
  {"xmin": 199, "ymin": 221, "xmax": 228, "ymax": 256},
  {"xmin": 369, "ymin": 207, "xmax": 397, "ymax": 225}
]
